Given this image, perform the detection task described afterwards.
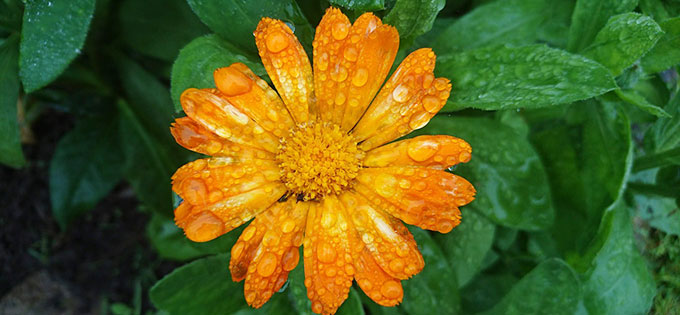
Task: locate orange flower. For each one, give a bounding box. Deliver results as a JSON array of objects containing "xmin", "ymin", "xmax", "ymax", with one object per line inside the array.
[{"xmin": 170, "ymin": 7, "xmax": 475, "ymax": 315}]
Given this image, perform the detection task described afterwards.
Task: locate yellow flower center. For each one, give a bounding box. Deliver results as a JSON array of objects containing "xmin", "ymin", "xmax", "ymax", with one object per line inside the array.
[{"xmin": 276, "ymin": 122, "xmax": 363, "ymax": 200}]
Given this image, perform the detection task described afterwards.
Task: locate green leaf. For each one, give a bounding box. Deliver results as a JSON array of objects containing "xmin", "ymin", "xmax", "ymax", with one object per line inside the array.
[
  {"xmin": 49, "ymin": 114, "xmax": 124, "ymax": 228},
  {"xmin": 634, "ymin": 147, "xmax": 680, "ymax": 172},
  {"xmin": 574, "ymin": 200, "xmax": 656, "ymax": 314},
  {"xmin": 336, "ymin": 288, "xmax": 365, "ymax": 315},
  {"xmin": 147, "ymin": 214, "xmax": 244, "ymax": 261},
  {"xmin": 19, "ymin": 0, "xmax": 96, "ymax": 92},
  {"xmin": 650, "ymin": 88, "xmax": 680, "ymax": 152},
  {"xmin": 630, "ymin": 169, "xmax": 680, "ymax": 236},
  {"xmin": 287, "ymin": 259, "xmax": 313, "ymax": 315},
  {"xmin": 436, "ymin": 45, "xmax": 617, "ymax": 111},
  {"xmin": 118, "ymin": 0, "xmax": 208, "ymax": 61},
  {"xmin": 0, "ymin": 34, "xmax": 24, "ymax": 168},
  {"xmin": 639, "ymin": 0, "xmax": 680, "ymax": 22},
  {"xmin": 581, "ymin": 13, "xmax": 663, "ymax": 76},
  {"xmin": 383, "ymin": 0, "xmax": 445, "ymax": 47},
  {"xmin": 186, "ymin": 0, "xmax": 314, "ymax": 54},
  {"xmin": 329, "ymin": 0, "xmax": 385, "ymax": 11},
  {"xmin": 567, "ymin": 0, "xmax": 638, "ymax": 52},
  {"xmin": 401, "ymin": 227, "xmax": 460, "ymax": 315},
  {"xmin": 434, "ymin": 209, "xmax": 496, "ymax": 288},
  {"xmin": 642, "ymin": 17, "xmax": 680, "ymax": 73},
  {"xmin": 530, "ymin": 100, "xmax": 632, "ymax": 254},
  {"xmin": 150, "ymin": 255, "xmax": 248, "ymax": 314},
  {"xmin": 432, "ymin": 0, "xmax": 571, "ymax": 52},
  {"xmin": 461, "ymin": 273, "xmax": 518, "ymax": 314},
  {"xmin": 482, "ymin": 259, "xmax": 581, "ymax": 315},
  {"xmin": 615, "ymin": 89, "xmax": 670, "ymax": 118},
  {"xmin": 171, "ymin": 34, "xmax": 265, "ymax": 112},
  {"xmin": 412, "ymin": 115, "xmax": 555, "ymax": 230}
]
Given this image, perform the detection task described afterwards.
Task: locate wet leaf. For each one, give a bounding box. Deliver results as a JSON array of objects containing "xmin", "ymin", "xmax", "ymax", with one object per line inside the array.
[
  {"xmin": 19, "ymin": 0, "xmax": 96, "ymax": 92},
  {"xmin": 567, "ymin": 0, "xmax": 637, "ymax": 52},
  {"xmin": 650, "ymin": 88, "xmax": 680, "ymax": 152},
  {"xmin": 413, "ymin": 115, "xmax": 555, "ymax": 230},
  {"xmin": 614, "ymin": 89, "xmax": 670, "ymax": 118},
  {"xmin": 383, "ymin": 0, "xmax": 445, "ymax": 47},
  {"xmin": 329, "ymin": 0, "xmax": 385, "ymax": 11},
  {"xmin": 642, "ymin": 17, "xmax": 680, "ymax": 73},
  {"xmin": 436, "ymin": 45, "xmax": 616, "ymax": 111},
  {"xmin": 0, "ymin": 34, "xmax": 24, "ymax": 168}
]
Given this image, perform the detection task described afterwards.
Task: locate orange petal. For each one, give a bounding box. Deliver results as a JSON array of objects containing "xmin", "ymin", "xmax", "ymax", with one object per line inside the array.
[
  {"xmin": 355, "ymin": 167, "xmax": 475, "ymax": 233},
  {"xmin": 313, "ymin": 9, "xmax": 399, "ymax": 130},
  {"xmin": 180, "ymin": 88, "xmax": 279, "ymax": 152},
  {"xmin": 171, "ymin": 158, "xmax": 280, "ymax": 206},
  {"xmin": 213, "ymin": 63, "xmax": 295, "ymax": 138},
  {"xmin": 255, "ymin": 18, "xmax": 314, "ymax": 123},
  {"xmin": 174, "ymin": 182, "xmax": 287, "ymax": 242},
  {"xmin": 363, "ymin": 135, "xmax": 471, "ymax": 169},
  {"xmin": 237, "ymin": 200, "xmax": 307, "ymax": 307},
  {"xmin": 354, "ymin": 247, "xmax": 403, "ymax": 307},
  {"xmin": 304, "ymin": 196, "xmax": 355, "ymax": 315},
  {"xmin": 170, "ymin": 117, "xmax": 275, "ymax": 159},
  {"xmin": 352, "ymin": 49, "xmax": 451, "ymax": 150},
  {"xmin": 340, "ymin": 193, "xmax": 423, "ymax": 280}
]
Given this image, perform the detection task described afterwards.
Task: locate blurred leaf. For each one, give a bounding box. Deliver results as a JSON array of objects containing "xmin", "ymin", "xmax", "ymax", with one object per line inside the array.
[
  {"xmin": 186, "ymin": 0, "xmax": 314, "ymax": 54},
  {"xmin": 642, "ymin": 17, "xmax": 680, "ymax": 73},
  {"xmin": 650, "ymin": 88, "xmax": 680, "ymax": 152},
  {"xmin": 436, "ymin": 45, "xmax": 617, "ymax": 111},
  {"xmin": 413, "ymin": 115, "xmax": 555, "ymax": 230},
  {"xmin": 147, "ymin": 214, "xmax": 244, "ymax": 261},
  {"xmin": 49, "ymin": 114, "xmax": 123, "ymax": 228},
  {"xmin": 432, "ymin": 0, "xmax": 571, "ymax": 52},
  {"xmin": 574, "ymin": 200, "xmax": 656, "ymax": 314},
  {"xmin": 358, "ymin": 289, "xmax": 404, "ymax": 315},
  {"xmin": 0, "ymin": 0, "xmax": 23, "ymax": 31},
  {"xmin": 19, "ymin": 0, "xmax": 96, "ymax": 92},
  {"xmin": 383, "ymin": 0, "xmax": 445, "ymax": 47},
  {"xmin": 401, "ymin": 227, "xmax": 460, "ymax": 315},
  {"xmin": 567, "ymin": 0, "xmax": 637, "ymax": 52},
  {"xmin": 493, "ymin": 226, "xmax": 518, "ymax": 252},
  {"xmin": 639, "ymin": 0, "xmax": 680, "ymax": 22},
  {"xmin": 615, "ymin": 89, "xmax": 670, "ymax": 118},
  {"xmin": 336, "ymin": 288, "xmax": 365, "ymax": 315},
  {"xmin": 150, "ymin": 254, "xmax": 248, "ymax": 314},
  {"xmin": 630, "ymin": 168, "xmax": 680, "ymax": 236},
  {"xmin": 0, "ymin": 34, "xmax": 24, "ymax": 168},
  {"xmin": 171, "ymin": 34, "xmax": 265, "ymax": 112},
  {"xmin": 329, "ymin": 0, "xmax": 384, "ymax": 11},
  {"xmin": 530, "ymin": 100, "xmax": 632, "ymax": 254},
  {"xmin": 434, "ymin": 209, "xmax": 496, "ymax": 288},
  {"xmin": 287, "ymin": 259, "xmax": 312, "ymax": 315},
  {"xmin": 118, "ymin": 0, "xmax": 208, "ymax": 61},
  {"xmin": 461, "ymin": 273, "xmax": 518, "ymax": 314},
  {"xmin": 581, "ymin": 13, "xmax": 663, "ymax": 76},
  {"xmin": 482, "ymin": 259, "xmax": 581, "ymax": 315}
]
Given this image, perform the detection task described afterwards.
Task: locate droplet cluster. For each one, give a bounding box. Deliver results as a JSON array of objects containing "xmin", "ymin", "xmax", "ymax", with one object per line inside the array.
[{"xmin": 363, "ymin": 135, "xmax": 472, "ymax": 170}]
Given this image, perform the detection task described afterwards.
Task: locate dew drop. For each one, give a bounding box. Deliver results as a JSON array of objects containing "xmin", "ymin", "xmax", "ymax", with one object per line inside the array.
[
  {"xmin": 256, "ymin": 252, "xmax": 278, "ymax": 277},
  {"xmin": 265, "ymin": 31, "xmax": 289, "ymax": 53},
  {"xmin": 214, "ymin": 67, "xmax": 252, "ymax": 96},
  {"xmin": 352, "ymin": 68, "xmax": 369, "ymax": 87},
  {"xmin": 332, "ymin": 22, "xmax": 349, "ymax": 40},
  {"xmin": 392, "ymin": 84, "xmax": 409, "ymax": 102}
]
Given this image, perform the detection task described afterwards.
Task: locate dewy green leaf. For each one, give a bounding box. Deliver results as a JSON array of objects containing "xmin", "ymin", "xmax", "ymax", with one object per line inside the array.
[
  {"xmin": 171, "ymin": 34, "xmax": 265, "ymax": 112},
  {"xmin": 434, "ymin": 209, "xmax": 495, "ymax": 288},
  {"xmin": 383, "ymin": 0, "xmax": 445, "ymax": 47},
  {"xmin": 567, "ymin": 0, "xmax": 637, "ymax": 52},
  {"xmin": 432, "ymin": 0, "xmax": 570, "ymax": 52},
  {"xmin": 118, "ymin": 0, "xmax": 208, "ymax": 61},
  {"xmin": 642, "ymin": 17, "xmax": 680, "ymax": 73},
  {"xmin": 401, "ymin": 227, "xmax": 460, "ymax": 315},
  {"xmin": 0, "ymin": 34, "xmax": 24, "ymax": 168},
  {"xmin": 412, "ymin": 115, "xmax": 555, "ymax": 230},
  {"xmin": 651, "ymin": 89, "xmax": 680, "ymax": 152},
  {"xmin": 186, "ymin": 0, "xmax": 314, "ymax": 54},
  {"xmin": 530, "ymin": 100, "xmax": 632, "ymax": 254},
  {"xmin": 581, "ymin": 13, "xmax": 663, "ymax": 76},
  {"xmin": 482, "ymin": 259, "xmax": 581, "ymax": 315},
  {"xmin": 436, "ymin": 45, "xmax": 617, "ymax": 111},
  {"xmin": 150, "ymin": 255, "xmax": 249, "ymax": 314},
  {"xmin": 575, "ymin": 200, "xmax": 656, "ymax": 315},
  {"xmin": 19, "ymin": 0, "xmax": 96, "ymax": 92},
  {"xmin": 49, "ymin": 114, "xmax": 124, "ymax": 228},
  {"xmin": 329, "ymin": 0, "xmax": 384, "ymax": 12},
  {"xmin": 614, "ymin": 89, "xmax": 670, "ymax": 118}
]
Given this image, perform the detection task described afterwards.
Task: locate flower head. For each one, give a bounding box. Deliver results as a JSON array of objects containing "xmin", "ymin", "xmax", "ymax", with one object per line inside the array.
[{"xmin": 170, "ymin": 7, "xmax": 475, "ymax": 314}]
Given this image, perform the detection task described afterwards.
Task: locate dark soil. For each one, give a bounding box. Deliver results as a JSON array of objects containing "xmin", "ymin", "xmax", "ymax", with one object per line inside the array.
[{"xmin": 0, "ymin": 110, "xmax": 175, "ymax": 314}]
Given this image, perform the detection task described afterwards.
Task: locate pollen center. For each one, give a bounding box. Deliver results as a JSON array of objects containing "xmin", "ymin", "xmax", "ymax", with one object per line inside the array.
[{"xmin": 276, "ymin": 122, "xmax": 363, "ymax": 200}]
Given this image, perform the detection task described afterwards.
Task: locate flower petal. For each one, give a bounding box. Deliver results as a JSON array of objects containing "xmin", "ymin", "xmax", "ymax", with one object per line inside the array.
[
  {"xmin": 171, "ymin": 158, "xmax": 280, "ymax": 206},
  {"xmin": 354, "ymin": 247, "xmax": 403, "ymax": 307},
  {"xmin": 304, "ymin": 196, "xmax": 355, "ymax": 315},
  {"xmin": 170, "ymin": 117, "xmax": 275, "ymax": 159},
  {"xmin": 213, "ymin": 63, "xmax": 295, "ymax": 138},
  {"xmin": 180, "ymin": 88, "xmax": 279, "ymax": 152},
  {"xmin": 255, "ymin": 18, "xmax": 314, "ymax": 123},
  {"xmin": 363, "ymin": 135, "xmax": 471, "ymax": 169},
  {"xmin": 174, "ymin": 182, "xmax": 286, "ymax": 242},
  {"xmin": 234, "ymin": 200, "xmax": 307, "ymax": 307},
  {"xmin": 352, "ymin": 48, "xmax": 451, "ymax": 150},
  {"xmin": 355, "ymin": 167, "xmax": 475, "ymax": 233},
  {"xmin": 313, "ymin": 9, "xmax": 399, "ymax": 130},
  {"xmin": 340, "ymin": 193, "xmax": 424, "ymax": 280}
]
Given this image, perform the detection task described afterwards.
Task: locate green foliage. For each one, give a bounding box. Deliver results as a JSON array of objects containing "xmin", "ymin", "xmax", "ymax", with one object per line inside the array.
[
  {"xmin": 0, "ymin": 34, "xmax": 24, "ymax": 168},
  {"xmin": 567, "ymin": 0, "xmax": 638, "ymax": 52},
  {"xmin": 329, "ymin": 0, "xmax": 385, "ymax": 12},
  {"xmin": 642, "ymin": 17, "xmax": 680, "ymax": 73},
  {"xmin": 383, "ymin": 0, "xmax": 445, "ymax": 46}
]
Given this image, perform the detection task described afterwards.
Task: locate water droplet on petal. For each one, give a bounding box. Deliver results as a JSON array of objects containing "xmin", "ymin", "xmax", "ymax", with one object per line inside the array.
[
  {"xmin": 380, "ymin": 280, "xmax": 402, "ymax": 299},
  {"xmin": 343, "ymin": 47, "xmax": 358, "ymax": 61},
  {"xmin": 392, "ymin": 85, "xmax": 409, "ymax": 102},
  {"xmin": 422, "ymin": 95, "xmax": 441, "ymax": 113},
  {"xmin": 407, "ymin": 140, "xmax": 439, "ymax": 162},
  {"xmin": 317, "ymin": 242, "xmax": 337, "ymax": 263},
  {"xmin": 266, "ymin": 31, "xmax": 289, "ymax": 53},
  {"xmin": 185, "ymin": 211, "xmax": 224, "ymax": 242},
  {"xmin": 332, "ymin": 23, "xmax": 349, "ymax": 40},
  {"xmin": 282, "ymin": 247, "xmax": 300, "ymax": 271},
  {"xmin": 256, "ymin": 252, "xmax": 278, "ymax": 277},
  {"xmin": 352, "ymin": 68, "xmax": 368, "ymax": 87},
  {"xmin": 214, "ymin": 67, "xmax": 252, "ymax": 96}
]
